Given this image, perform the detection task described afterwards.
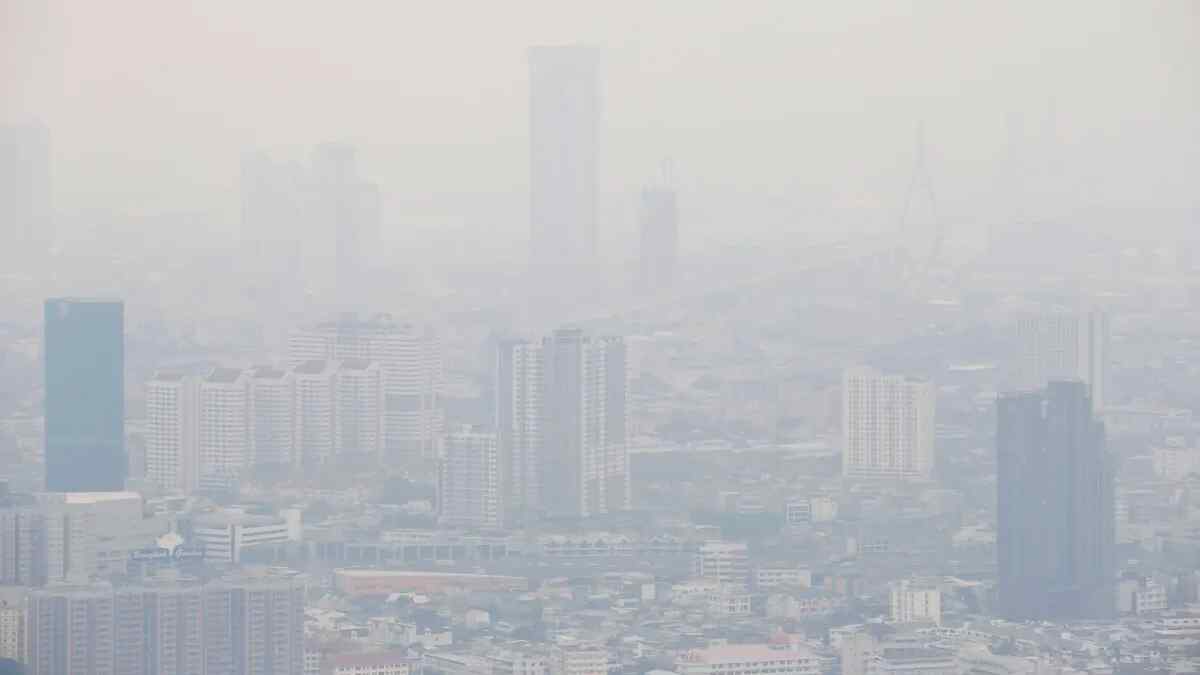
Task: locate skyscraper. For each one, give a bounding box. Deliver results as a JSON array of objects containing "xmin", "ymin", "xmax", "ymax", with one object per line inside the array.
[
  {"xmin": 1015, "ymin": 310, "xmax": 1110, "ymax": 411},
  {"xmin": 310, "ymin": 143, "xmax": 382, "ymax": 310},
  {"xmin": 529, "ymin": 46, "xmax": 599, "ymax": 279},
  {"xmin": 996, "ymin": 380, "xmax": 1115, "ymax": 621},
  {"xmin": 144, "ymin": 372, "xmax": 198, "ymax": 493},
  {"xmin": 540, "ymin": 328, "xmax": 628, "ymax": 519},
  {"xmin": 197, "ymin": 368, "xmax": 250, "ymax": 482},
  {"xmin": 438, "ymin": 426, "xmax": 502, "ymax": 530},
  {"xmin": 637, "ymin": 185, "xmax": 679, "ymax": 293},
  {"xmin": 44, "ymin": 298, "xmax": 126, "ymax": 492},
  {"xmin": 293, "ymin": 360, "xmax": 336, "ymax": 468},
  {"xmin": 841, "ymin": 367, "xmax": 936, "ymax": 479},
  {"xmin": 334, "ymin": 359, "xmax": 385, "ymax": 458},
  {"xmin": 1, "ymin": 124, "xmax": 52, "ymax": 267}
]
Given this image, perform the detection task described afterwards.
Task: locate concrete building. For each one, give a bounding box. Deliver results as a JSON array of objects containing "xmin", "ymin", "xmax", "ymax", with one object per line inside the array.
[
  {"xmin": 1152, "ymin": 438, "xmax": 1200, "ymax": 481},
  {"xmin": 1015, "ymin": 310, "xmax": 1110, "ymax": 411},
  {"xmin": 842, "ymin": 367, "xmax": 935, "ymax": 479},
  {"xmin": 334, "ymin": 359, "xmax": 385, "ymax": 457},
  {"xmin": 44, "ymin": 298, "xmax": 126, "ymax": 492},
  {"xmin": 249, "ymin": 365, "xmax": 296, "ymax": 466},
  {"xmin": 997, "ymin": 380, "xmax": 1114, "ymax": 621},
  {"xmin": 675, "ymin": 644, "xmax": 821, "ymax": 675},
  {"xmin": 693, "ymin": 540, "xmax": 750, "ymax": 587},
  {"xmin": 889, "ymin": 579, "xmax": 942, "ymax": 625},
  {"xmin": 541, "ymin": 329, "xmax": 629, "ymax": 519},
  {"xmin": 202, "ymin": 568, "xmax": 307, "ymax": 675},
  {"xmin": 551, "ymin": 643, "xmax": 608, "ymax": 675},
  {"xmin": 293, "ymin": 359, "xmax": 337, "ymax": 468},
  {"xmin": 144, "ymin": 371, "xmax": 198, "ymax": 493},
  {"xmin": 529, "ymin": 46, "xmax": 599, "ymax": 283},
  {"xmin": 290, "ymin": 316, "xmax": 444, "ymax": 464},
  {"xmin": 638, "ymin": 185, "xmax": 679, "ymax": 293},
  {"xmin": 0, "ymin": 587, "xmax": 25, "ymax": 664},
  {"xmin": 754, "ymin": 566, "xmax": 813, "ymax": 590},
  {"xmin": 333, "ymin": 569, "xmax": 527, "ymax": 597},
  {"xmin": 438, "ymin": 426, "xmax": 502, "ymax": 530},
  {"xmin": 495, "ymin": 338, "xmax": 545, "ymax": 525},
  {"xmin": 192, "ymin": 508, "xmax": 300, "ymax": 563},
  {"xmin": 198, "ymin": 367, "xmax": 251, "ymax": 481},
  {"xmin": 324, "ymin": 650, "xmax": 411, "ymax": 675}
]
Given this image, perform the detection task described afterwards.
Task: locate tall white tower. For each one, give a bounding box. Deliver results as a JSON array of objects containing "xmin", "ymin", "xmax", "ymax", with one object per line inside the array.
[{"xmin": 841, "ymin": 366, "xmax": 936, "ymax": 479}]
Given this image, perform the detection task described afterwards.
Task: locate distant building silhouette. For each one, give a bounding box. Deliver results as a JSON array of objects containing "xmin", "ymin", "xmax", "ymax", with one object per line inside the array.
[
  {"xmin": 529, "ymin": 46, "xmax": 599, "ymax": 284},
  {"xmin": 638, "ymin": 186, "xmax": 679, "ymax": 293},
  {"xmin": 0, "ymin": 124, "xmax": 52, "ymax": 267},
  {"xmin": 44, "ymin": 299, "xmax": 125, "ymax": 492},
  {"xmin": 1015, "ymin": 310, "xmax": 1110, "ymax": 411},
  {"xmin": 310, "ymin": 143, "xmax": 381, "ymax": 311},
  {"xmin": 996, "ymin": 380, "xmax": 1115, "ymax": 621}
]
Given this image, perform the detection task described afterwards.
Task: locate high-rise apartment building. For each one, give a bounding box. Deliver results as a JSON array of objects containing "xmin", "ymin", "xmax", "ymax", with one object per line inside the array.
[
  {"xmin": 293, "ymin": 360, "xmax": 337, "ymax": 468},
  {"xmin": 541, "ymin": 329, "xmax": 628, "ymax": 519},
  {"xmin": 26, "ymin": 568, "xmax": 304, "ymax": 675},
  {"xmin": 637, "ymin": 186, "xmax": 679, "ymax": 293},
  {"xmin": 198, "ymin": 368, "xmax": 250, "ymax": 481},
  {"xmin": 841, "ymin": 367, "xmax": 936, "ymax": 479},
  {"xmin": 438, "ymin": 426, "xmax": 502, "ymax": 530},
  {"xmin": 529, "ymin": 46, "xmax": 599, "ymax": 279},
  {"xmin": 290, "ymin": 316, "xmax": 443, "ymax": 464},
  {"xmin": 44, "ymin": 298, "xmax": 126, "ymax": 492},
  {"xmin": 248, "ymin": 366, "xmax": 296, "ymax": 467},
  {"xmin": 494, "ymin": 330, "xmax": 628, "ymax": 521},
  {"xmin": 0, "ymin": 588, "xmax": 24, "ymax": 665},
  {"xmin": 144, "ymin": 372, "xmax": 198, "ymax": 493},
  {"xmin": 334, "ymin": 359, "xmax": 385, "ymax": 457},
  {"xmin": 495, "ymin": 339, "xmax": 544, "ymax": 524},
  {"xmin": 1015, "ymin": 310, "xmax": 1110, "ymax": 411},
  {"xmin": 997, "ymin": 380, "xmax": 1115, "ymax": 621}
]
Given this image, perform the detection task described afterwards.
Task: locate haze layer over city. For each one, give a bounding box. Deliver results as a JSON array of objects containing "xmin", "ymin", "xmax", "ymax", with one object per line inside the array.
[{"xmin": 1, "ymin": 2, "xmax": 1200, "ymax": 675}]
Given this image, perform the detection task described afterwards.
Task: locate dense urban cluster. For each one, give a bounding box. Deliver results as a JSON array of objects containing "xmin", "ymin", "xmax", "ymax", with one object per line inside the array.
[{"xmin": 2, "ymin": 25, "xmax": 1199, "ymax": 675}]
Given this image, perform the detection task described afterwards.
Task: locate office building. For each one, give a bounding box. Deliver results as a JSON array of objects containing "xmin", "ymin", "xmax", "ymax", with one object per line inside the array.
[
  {"xmin": 293, "ymin": 360, "xmax": 336, "ymax": 467},
  {"xmin": 529, "ymin": 46, "xmax": 599, "ymax": 281},
  {"xmin": 44, "ymin": 298, "xmax": 126, "ymax": 492},
  {"xmin": 1, "ymin": 124, "xmax": 52, "ymax": 266},
  {"xmin": 997, "ymin": 380, "xmax": 1115, "ymax": 620},
  {"xmin": 438, "ymin": 426, "xmax": 502, "ymax": 529},
  {"xmin": 693, "ymin": 540, "xmax": 750, "ymax": 587},
  {"xmin": 290, "ymin": 316, "xmax": 444, "ymax": 464},
  {"xmin": 1015, "ymin": 310, "xmax": 1110, "ymax": 411},
  {"xmin": 334, "ymin": 359, "xmax": 385, "ymax": 457},
  {"xmin": 144, "ymin": 371, "xmax": 198, "ymax": 493},
  {"xmin": 540, "ymin": 329, "xmax": 629, "ymax": 518},
  {"xmin": 889, "ymin": 578, "xmax": 942, "ymax": 625},
  {"xmin": 841, "ymin": 367, "xmax": 935, "ymax": 479},
  {"xmin": 198, "ymin": 367, "xmax": 251, "ymax": 481},
  {"xmin": 495, "ymin": 338, "xmax": 544, "ymax": 525},
  {"xmin": 637, "ymin": 186, "xmax": 679, "ymax": 293},
  {"xmin": 249, "ymin": 365, "xmax": 296, "ymax": 467}
]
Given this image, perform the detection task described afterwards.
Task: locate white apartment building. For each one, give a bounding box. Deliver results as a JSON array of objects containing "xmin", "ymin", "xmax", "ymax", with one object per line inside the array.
[
  {"xmin": 842, "ymin": 367, "xmax": 935, "ymax": 479},
  {"xmin": 495, "ymin": 338, "xmax": 545, "ymax": 524},
  {"xmin": 438, "ymin": 426, "xmax": 502, "ymax": 530},
  {"xmin": 675, "ymin": 644, "xmax": 821, "ymax": 675},
  {"xmin": 1015, "ymin": 309, "xmax": 1110, "ymax": 411},
  {"xmin": 198, "ymin": 368, "xmax": 250, "ymax": 480},
  {"xmin": 693, "ymin": 540, "xmax": 750, "ymax": 587},
  {"xmin": 191, "ymin": 509, "xmax": 300, "ymax": 563},
  {"xmin": 785, "ymin": 496, "xmax": 838, "ymax": 525},
  {"xmin": 755, "ymin": 566, "xmax": 813, "ymax": 589},
  {"xmin": 248, "ymin": 366, "xmax": 295, "ymax": 466},
  {"xmin": 0, "ymin": 590, "xmax": 25, "ymax": 663},
  {"xmin": 335, "ymin": 359, "xmax": 385, "ymax": 457},
  {"xmin": 144, "ymin": 372, "xmax": 198, "ymax": 493},
  {"xmin": 889, "ymin": 578, "xmax": 942, "ymax": 625},
  {"xmin": 294, "ymin": 360, "xmax": 336, "ymax": 467},
  {"xmin": 289, "ymin": 316, "xmax": 444, "ymax": 463},
  {"xmin": 551, "ymin": 643, "xmax": 608, "ymax": 675}
]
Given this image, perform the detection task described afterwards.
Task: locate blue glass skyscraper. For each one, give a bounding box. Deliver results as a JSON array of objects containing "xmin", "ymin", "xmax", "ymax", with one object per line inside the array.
[{"xmin": 44, "ymin": 298, "xmax": 125, "ymax": 492}]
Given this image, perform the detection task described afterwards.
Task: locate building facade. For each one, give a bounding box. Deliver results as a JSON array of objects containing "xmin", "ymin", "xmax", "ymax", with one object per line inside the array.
[
  {"xmin": 1015, "ymin": 310, "xmax": 1110, "ymax": 411},
  {"xmin": 44, "ymin": 298, "xmax": 126, "ymax": 492},
  {"xmin": 438, "ymin": 427, "xmax": 502, "ymax": 530},
  {"xmin": 842, "ymin": 367, "xmax": 935, "ymax": 479},
  {"xmin": 145, "ymin": 372, "xmax": 198, "ymax": 493}
]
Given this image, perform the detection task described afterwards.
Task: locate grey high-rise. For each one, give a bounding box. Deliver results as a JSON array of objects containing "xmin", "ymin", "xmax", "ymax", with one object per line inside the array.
[
  {"xmin": 637, "ymin": 186, "xmax": 679, "ymax": 293},
  {"xmin": 996, "ymin": 380, "xmax": 1114, "ymax": 621},
  {"xmin": 44, "ymin": 298, "xmax": 126, "ymax": 492},
  {"xmin": 529, "ymin": 46, "xmax": 599, "ymax": 277}
]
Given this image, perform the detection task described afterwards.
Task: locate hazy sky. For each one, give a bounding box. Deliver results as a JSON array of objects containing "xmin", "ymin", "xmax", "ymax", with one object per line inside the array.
[{"xmin": 4, "ymin": 0, "xmax": 1198, "ymax": 254}]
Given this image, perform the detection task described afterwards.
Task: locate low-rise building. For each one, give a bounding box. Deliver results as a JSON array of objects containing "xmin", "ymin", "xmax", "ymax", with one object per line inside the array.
[{"xmin": 676, "ymin": 644, "xmax": 821, "ymax": 675}]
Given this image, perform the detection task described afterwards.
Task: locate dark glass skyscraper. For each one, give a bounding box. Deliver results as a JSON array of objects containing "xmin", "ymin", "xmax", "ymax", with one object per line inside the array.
[
  {"xmin": 44, "ymin": 298, "xmax": 125, "ymax": 492},
  {"xmin": 996, "ymin": 380, "xmax": 1114, "ymax": 621}
]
